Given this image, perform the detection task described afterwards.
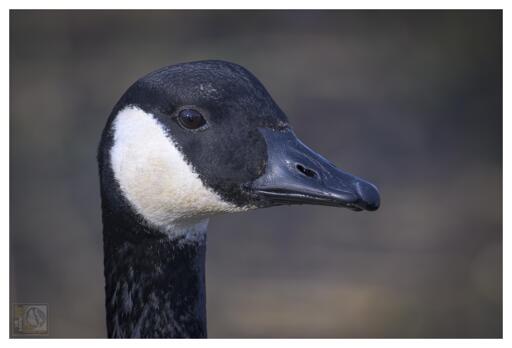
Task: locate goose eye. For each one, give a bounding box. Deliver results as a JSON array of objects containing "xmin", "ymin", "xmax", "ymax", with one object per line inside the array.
[{"xmin": 177, "ymin": 109, "xmax": 206, "ymax": 130}]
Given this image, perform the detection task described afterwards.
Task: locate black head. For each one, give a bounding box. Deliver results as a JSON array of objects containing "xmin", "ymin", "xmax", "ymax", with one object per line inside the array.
[{"xmin": 99, "ymin": 60, "xmax": 379, "ymax": 231}]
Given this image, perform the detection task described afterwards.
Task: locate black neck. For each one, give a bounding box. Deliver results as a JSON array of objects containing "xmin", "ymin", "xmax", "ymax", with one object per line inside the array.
[
  {"xmin": 102, "ymin": 212, "xmax": 207, "ymax": 338},
  {"xmin": 98, "ymin": 129, "xmax": 208, "ymax": 338}
]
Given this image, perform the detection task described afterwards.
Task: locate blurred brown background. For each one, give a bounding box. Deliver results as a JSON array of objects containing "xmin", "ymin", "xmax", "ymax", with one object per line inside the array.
[{"xmin": 10, "ymin": 10, "xmax": 502, "ymax": 338}]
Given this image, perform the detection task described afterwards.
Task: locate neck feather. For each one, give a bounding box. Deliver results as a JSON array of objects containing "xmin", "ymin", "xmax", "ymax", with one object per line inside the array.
[{"xmin": 102, "ymin": 211, "xmax": 208, "ymax": 338}]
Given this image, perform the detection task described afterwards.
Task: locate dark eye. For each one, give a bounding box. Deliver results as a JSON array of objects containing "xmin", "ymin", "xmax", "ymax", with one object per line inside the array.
[{"xmin": 177, "ymin": 108, "xmax": 206, "ymax": 130}]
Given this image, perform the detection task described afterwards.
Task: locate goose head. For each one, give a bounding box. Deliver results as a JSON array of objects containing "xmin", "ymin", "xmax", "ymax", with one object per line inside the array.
[{"xmin": 100, "ymin": 60, "xmax": 380, "ymax": 236}]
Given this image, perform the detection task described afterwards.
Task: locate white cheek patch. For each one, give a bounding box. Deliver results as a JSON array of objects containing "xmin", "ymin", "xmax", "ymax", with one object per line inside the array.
[{"xmin": 110, "ymin": 106, "xmax": 248, "ymax": 235}]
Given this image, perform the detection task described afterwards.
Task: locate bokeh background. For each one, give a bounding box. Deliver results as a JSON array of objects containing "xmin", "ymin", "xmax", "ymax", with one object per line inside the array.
[{"xmin": 10, "ymin": 10, "xmax": 502, "ymax": 338}]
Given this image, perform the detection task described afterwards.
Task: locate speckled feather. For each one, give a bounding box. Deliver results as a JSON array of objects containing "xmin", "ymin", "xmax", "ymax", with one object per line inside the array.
[{"xmin": 103, "ymin": 221, "xmax": 207, "ymax": 338}]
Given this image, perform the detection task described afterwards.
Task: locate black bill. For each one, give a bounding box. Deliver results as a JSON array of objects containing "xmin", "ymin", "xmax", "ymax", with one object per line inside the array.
[{"xmin": 249, "ymin": 128, "xmax": 380, "ymax": 211}]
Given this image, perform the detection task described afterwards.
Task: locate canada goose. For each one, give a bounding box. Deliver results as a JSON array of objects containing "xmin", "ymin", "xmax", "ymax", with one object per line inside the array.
[{"xmin": 97, "ymin": 60, "xmax": 380, "ymax": 338}]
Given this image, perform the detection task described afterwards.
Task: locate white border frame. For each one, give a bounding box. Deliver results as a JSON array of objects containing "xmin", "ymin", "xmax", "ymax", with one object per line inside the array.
[{"xmin": 2, "ymin": 2, "xmax": 507, "ymax": 346}]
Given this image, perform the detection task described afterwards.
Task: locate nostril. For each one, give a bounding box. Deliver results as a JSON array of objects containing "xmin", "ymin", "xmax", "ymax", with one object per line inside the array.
[{"xmin": 296, "ymin": 164, "xmax": 317, "ymax": 178}]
